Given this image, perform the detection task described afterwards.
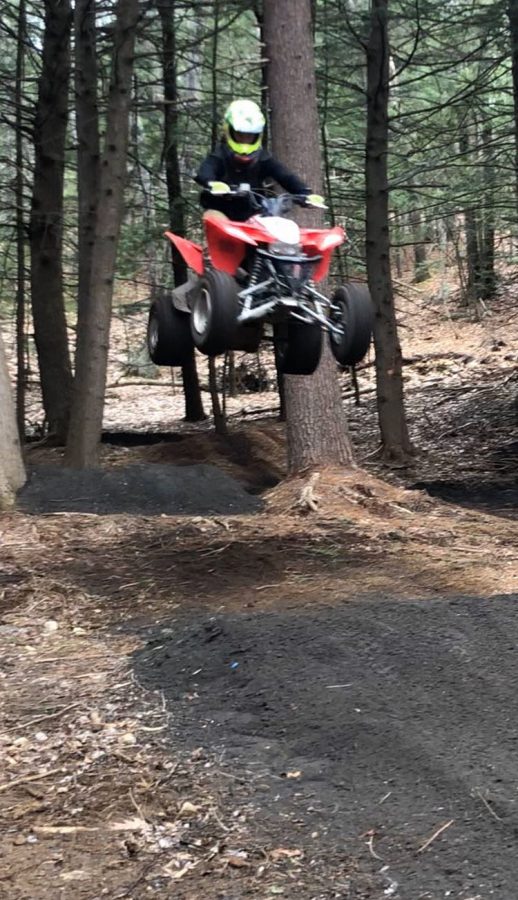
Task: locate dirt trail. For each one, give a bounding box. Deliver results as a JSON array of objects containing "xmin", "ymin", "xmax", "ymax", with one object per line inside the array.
[
  {"xmin": 136, "ymin": 592, "xmax": 518, "ymax": 900},
  {"xmin": 1, "ymin": 461, "xmax": 517, "ymax": 897},
  {"xmin": 1, "ymin": 288, "xmax": 517, "ymax": 897}
]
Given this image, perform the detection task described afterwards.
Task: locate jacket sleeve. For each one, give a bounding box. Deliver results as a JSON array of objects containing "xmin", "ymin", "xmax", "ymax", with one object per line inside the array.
[
  {"xmin": 262, "ymin": 156, "xmax": 310, "ymax": 195},
  {"xmin": 194, "ymin": 153, "xmax": 224, "ymax": 187}
]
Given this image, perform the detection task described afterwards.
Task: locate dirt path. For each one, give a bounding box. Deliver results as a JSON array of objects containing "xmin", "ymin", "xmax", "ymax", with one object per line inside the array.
[
  {"xmin": 3, "ymin": 297, "xmax": 517, "ymax": 897},
  {"xmin": 136, "ymin": 593, "xmax": 518, "ymax": 899},
  {"xmin": 1, "ymin": 464, "xmax": 517, "ymax": 898},
  {"xmin": 2, "ymin": 208, "xmax": 517, "ymax": 898}
]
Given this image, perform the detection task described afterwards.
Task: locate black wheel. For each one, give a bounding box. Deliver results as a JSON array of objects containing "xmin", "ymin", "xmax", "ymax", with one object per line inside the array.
[
  {"xmin": 147, "ymin": 291, "xmax": 193, "ymax": 366},
  {"xmin": 191, "ymin": 269, "xmax": 261, "ymax": 356},
  {"xmin": 274, "ymin": 320, "xmax": 322, "ymax": 375},
  {"xmin": 329, "ymin": 283, "xmax": 374, "ymax": 367}
]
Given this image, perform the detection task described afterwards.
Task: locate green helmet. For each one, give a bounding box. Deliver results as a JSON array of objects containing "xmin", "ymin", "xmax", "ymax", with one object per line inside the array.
[{"xmin": 223, "ymin": 99, "xmax": 265, "ymax": 164}]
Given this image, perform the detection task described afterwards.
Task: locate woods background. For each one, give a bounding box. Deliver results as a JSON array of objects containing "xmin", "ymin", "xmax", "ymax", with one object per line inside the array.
[{"xmin": 0, "ymin": 0, "xmax": 516, "ymax": 486}]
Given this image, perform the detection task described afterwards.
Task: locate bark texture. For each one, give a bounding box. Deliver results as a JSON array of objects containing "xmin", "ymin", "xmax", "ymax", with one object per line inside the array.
[
  {"xmin": 74, "ymin": 0, "xmax": 100, "ymax": 327},
  {"xmin": 365, "ymin": 0, "xmax": 411, "ymax": 462},
  {"xmin": 480, "ymin": 122, "xmax": 496, "ymax": 300},
  {"xmin": 409, "ymin": 207, "xmax": 429, "ymax": 284},
  {"xmin": 66, "ymin": 0, "xmax": 139, "ymax": 467},
  {"xmin": 0, "ymin": 330, "xmax": 26, "ymax": 508},
  {"xmin": 508, "ymin": 0, "xmax": 518, "ymax": 220},
  {"xmin": 15, "ymin": 0, "xmax": 26, "ymax": 440},
  {"xmin": 458, "ymin": 119, "xmax": 481, "ymax": 304},
  {"xmin": 158, "ymin": 0, "xmax": 205, "ymax": 422},
  {"xmin": 29, "ymin": 0, "xmax": 73, "ymax": 442},
  {"xmin": 263, "ymin": 0, "xmax": 354, "ymax": 473}
]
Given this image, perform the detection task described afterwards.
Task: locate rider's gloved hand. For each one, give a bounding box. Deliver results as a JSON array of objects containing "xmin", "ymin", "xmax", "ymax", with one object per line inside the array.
[
  {"xmin": 305, "ymin": 193, "xmax": 327, "ymax": 209},
  {"xmin": 208, "ymin": 181, "xmax": 231, "ymax": 195}
]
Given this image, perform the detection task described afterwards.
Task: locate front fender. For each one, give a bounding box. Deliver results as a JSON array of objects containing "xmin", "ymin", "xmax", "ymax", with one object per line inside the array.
[{"xmin": 300, "ymin": 226, "xmax": 346, "ymax": 282}]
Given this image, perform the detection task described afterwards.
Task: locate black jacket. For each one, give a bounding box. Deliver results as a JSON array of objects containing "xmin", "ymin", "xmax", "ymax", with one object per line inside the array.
[{"xmin": 195, "ymin": 143, "xmax": 310, "ymax": 221}]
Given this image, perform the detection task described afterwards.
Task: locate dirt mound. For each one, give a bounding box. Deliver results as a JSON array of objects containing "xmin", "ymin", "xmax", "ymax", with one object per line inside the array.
[
  {"xmin": 264, "ymin": 465, "xmax": 433, "ymax": 520},
  {"xmin": 17, "ymin": 463, "xmax": 263, "ymax": 516},
  {"xmin": 122, "ymin": 424, "xmax": 286, "ymax": 490}
]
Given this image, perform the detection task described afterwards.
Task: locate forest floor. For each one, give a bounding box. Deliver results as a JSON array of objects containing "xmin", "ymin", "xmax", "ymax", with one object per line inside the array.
[{"xmin": 0, "ymin": 271, "xmax": 517, "ymax": 898}]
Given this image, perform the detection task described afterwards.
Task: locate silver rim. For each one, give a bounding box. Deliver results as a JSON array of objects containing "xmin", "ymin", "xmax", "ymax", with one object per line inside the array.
[
  {"xmin": 192, "ymin": 288, "xmax": 212, "ymax": 337},
  {"xmin": 148, "ymin": 316, "xmax": 159, "ymax": 352},
  {"xmin": 330, "ymin": 300, "xmax": 346, "ymax": 345}
]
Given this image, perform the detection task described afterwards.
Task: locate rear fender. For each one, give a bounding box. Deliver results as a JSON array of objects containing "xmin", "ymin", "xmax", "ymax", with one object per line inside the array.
[{"xmin": 164, "ymin": 231, "xmax": 204, "ymax": 276}]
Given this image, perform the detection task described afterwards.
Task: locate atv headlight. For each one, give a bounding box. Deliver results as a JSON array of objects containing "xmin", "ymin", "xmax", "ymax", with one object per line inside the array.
[{"xmin": 271, "ymin": 241, "xmax": 302, "ymax": 256}]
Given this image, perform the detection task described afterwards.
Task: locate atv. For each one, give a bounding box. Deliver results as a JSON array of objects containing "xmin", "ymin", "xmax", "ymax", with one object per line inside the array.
[{"xmin": 147, "ymin": 187, "xmax": 374, "ymax": 376}]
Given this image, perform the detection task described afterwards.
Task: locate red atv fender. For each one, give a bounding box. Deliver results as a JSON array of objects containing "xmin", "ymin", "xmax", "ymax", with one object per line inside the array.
[
  {"xmin": 164, "ymin": 231, "xmax": 204, "ymax": 275},
  {"xmin": 164, "ymin": 219, "xmax": 346, "ymax": 282},
  {"xmin": 300, "ymin": 227, "xmax": 345, "ymax": 282},
  {"xmin": 203, "ymin": 216, "xmax": 345, "ymax": 281}
]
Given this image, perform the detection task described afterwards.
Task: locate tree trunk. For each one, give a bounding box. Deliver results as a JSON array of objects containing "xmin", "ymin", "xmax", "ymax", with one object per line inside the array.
[
  {"xmin": 263, "ymin": 0, "xmax": 354, "ymax": 473},
  {"xmin": 158, "ymin": 0, "xmax": 205, "ymax": 423},
  {"xmin": 274, "ymin": 343, "xmax": 287, "ymax": 421},
  {"xmin": 480, "ymin": 121, "xmax": 496, "ymax": 300},
  {"xmin": 409, "ymin": 206, "xmax": 429, "ymax": 283},
  {"xmin": 211, "ymin": 0, "xmax": 220, "ymax": 151},
  {"xmin": 29, "ymin": 0, "xmax": 73, "ymax": 443},
  {"xmin": 459, "ymin": 121, "xmax": 481, "ymax": 304},
  {"xmin": 508, "ymin": 0, "xmax": 518, "ymax": 220},
  {"xmin": 15, "ymin": 0, "xmax": 27, "ymax": 441},
  {"xmin": 365, "ymin": 0, "xmax": 411, "ymax": 463},
  {"xmin": 74, "ymin": 0, "xmax": 100, "ymax": 329},
  {"xmin": 66, "ymin": 0, "xmax": 139, "ymax": 467},
  {"xmin": 208, "ymin": 357, "xmax": 227, "ymax": 435},
  {"xmin": 464, "ymin": 207, "xmax": 480, "ymax": 303},
  {"xmin": 392, "ymin": 208, "xmax": 403, "ymax": 279},
  {"xmin": 227, "ymin": 351, "xmax": 238, "ymax": 398},
  {"xmin": 254, "ymin": 6, "xmax": 269, "ymax": 145},
  {"xmin": 0, "ymin": 329, "xmax": 26, "ymax": 509}
]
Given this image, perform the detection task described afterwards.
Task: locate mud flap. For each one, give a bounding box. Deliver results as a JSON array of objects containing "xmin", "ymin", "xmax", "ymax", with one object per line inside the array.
[{"xmin": 172, "ymin": 277, "xmax": 201, "ymax": 314}]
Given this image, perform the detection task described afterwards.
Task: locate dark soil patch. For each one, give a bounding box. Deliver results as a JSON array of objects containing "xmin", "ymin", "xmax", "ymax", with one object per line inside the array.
[
  {"xmin": 101, "ymin": 430, "xmax": 185, "ymax": 446},
  {"xmin": 135, "ymin": 593, "xmax": 518, "ymax": 900},
  {"xmin": 17, "ymin": 463, "xmax": 263, "ymax": 516},
  {"xmin": 415, "ymin": 479, "xmax": 518, "ymax": 518}
]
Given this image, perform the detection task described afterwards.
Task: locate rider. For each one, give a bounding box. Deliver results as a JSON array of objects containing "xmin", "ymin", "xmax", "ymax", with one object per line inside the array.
[{"xmin": 195, "ymin": 99, "xmax": 325, "ymax": 221}]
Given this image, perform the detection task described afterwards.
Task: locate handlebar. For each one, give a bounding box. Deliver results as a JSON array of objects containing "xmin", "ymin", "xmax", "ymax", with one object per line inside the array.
[{"xmin": 202, "ymin": 183, "xmax": 327, "ymax": 214}]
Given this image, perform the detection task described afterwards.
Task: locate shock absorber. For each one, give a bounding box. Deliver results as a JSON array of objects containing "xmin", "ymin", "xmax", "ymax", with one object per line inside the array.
[{"xmin": 248, "ymin": 254, "xmax": 263, "ymax": 288}]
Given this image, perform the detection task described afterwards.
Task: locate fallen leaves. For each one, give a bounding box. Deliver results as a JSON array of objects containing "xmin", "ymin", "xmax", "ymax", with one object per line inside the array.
[
  {"xmin": 33, "ymin": 825, "xmax": 100, "ymax": 836},
  {"xmin": 270, "ymin": 847, "xmax": 303, "ymax": 862},
  {"xmin": 178, "ymin": 800, "xmax": 201, "ymax": 818},
  {"xmin": 59, "ymin": 870, "xmax": 92, "ymax": 882},
  {"xmin": 226, "ymin": 852, "xmax": 251, "ymax": 869},
  {"xmin": 163, "ymin": 859, "xmax": 200, "ymax": 880},
  {"xmin": 0, "ymin": 769, "xmax": 62, "ymax": 795}
]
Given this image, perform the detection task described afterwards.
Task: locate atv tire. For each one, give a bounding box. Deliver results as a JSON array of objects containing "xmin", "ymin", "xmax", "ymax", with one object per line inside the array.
[
  {"xmin": 147, "ymin": 291, "xmax": 193, "ymax": 366},
  {"xmin": 191, "ymin": 269, "xmax": 261, "ymax": 356},
  {"xmin": 329, "ymin": 283, "xmax": 374, "ymax": 367},
  {"xmin": 275, "ymin": 320, "xmax": 322, "ymax": 376}
]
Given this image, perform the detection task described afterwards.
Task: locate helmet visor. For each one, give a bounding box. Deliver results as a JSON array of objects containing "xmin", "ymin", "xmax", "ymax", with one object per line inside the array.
[
  {"xmin": 232, "ymin": 130, "xmax": 259, "ymax": 145},
  {"xmin": 227, "ymin": 125, "xmax": 262, "ymax": 157}
]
